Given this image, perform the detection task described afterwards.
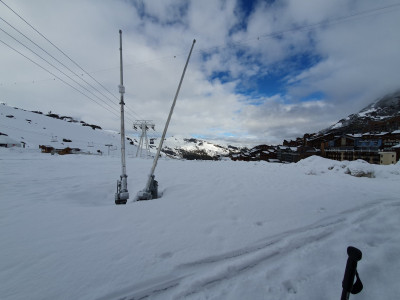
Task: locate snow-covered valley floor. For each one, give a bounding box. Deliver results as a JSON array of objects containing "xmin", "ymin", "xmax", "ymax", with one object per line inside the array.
[{"xmin": 1, "ymin": 149, "xmax": 399, "ymax": 300}]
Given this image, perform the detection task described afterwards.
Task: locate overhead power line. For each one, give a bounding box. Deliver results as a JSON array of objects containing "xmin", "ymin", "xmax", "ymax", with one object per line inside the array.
[
  {"xmin": 191, "ymin": 2, "xmax": 400, "ymax": 56},
  {"xmin": 0, "ymin": 26, "xmax": 126, "ymax": 117},
  {"xmin": 0, "ymin": 15, "xmax": 118, "ymax": 108},
  {"xmin": 0, "ymin": 38, "xmax": 121, "ymax": 119},
  {"xmin": 1, "ymin": 0, "xmax": 398, "ymax": 125},
  {"xmin": 0, "ymin": 0, "xmax": 144, "ymax": 121}
]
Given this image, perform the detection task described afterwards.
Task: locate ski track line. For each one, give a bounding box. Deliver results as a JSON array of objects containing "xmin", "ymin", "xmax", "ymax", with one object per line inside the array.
[{"xmin": 103, "ymin": 198, "xmax": 399, "ymax": 300}]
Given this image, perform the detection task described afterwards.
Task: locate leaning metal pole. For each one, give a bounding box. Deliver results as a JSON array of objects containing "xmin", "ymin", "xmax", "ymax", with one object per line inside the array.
[
  {"xmin": 138, "ymin": 39, "xmax": 196, "ymax": 200},
  {"xmin": 115, "ymin": 29, "xmax": 129, "ymax": 205}
]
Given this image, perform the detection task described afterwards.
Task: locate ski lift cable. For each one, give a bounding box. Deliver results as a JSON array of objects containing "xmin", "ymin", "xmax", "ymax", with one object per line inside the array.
[
  {"xmin": 2, "ymin": 0, "xmax": 398, "ymax": 91},
  {"xmin": 0, "ymin": 27, "xmax": 124, "ymax": 118},
  {"xmin": 0, "ymin": 15, "xmax": 123, "ymax": 113},
  {"xmin": 184, "ymin": 2, "xmax": 400, "ymax": 59},
  {"xmin": 0, "ymin": 0, "xmax": 146, "ymax": 121},
  {"xmin": 0, "ymin": 38, "xmax": 120, "ymax": 118}
]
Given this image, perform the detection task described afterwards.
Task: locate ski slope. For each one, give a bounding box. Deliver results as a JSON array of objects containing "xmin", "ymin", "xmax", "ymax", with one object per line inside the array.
[
  {"xmin": 0, "ymin": 103, "xmax": 136, "ymax": 155},
  {"xmin": 1, "ymin": 149, "xmax": 399, "ymax": 300}
]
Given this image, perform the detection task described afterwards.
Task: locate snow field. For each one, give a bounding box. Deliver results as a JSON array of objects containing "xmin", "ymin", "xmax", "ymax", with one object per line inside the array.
[{"xmin": 0, "ymin": 149, "xmax": 399, "ymax": 299}]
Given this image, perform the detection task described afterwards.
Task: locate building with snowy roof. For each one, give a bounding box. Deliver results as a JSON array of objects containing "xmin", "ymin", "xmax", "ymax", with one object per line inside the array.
[{"xmin": 0, "ymin": 135, "xmax": 22, "ymax": 148}]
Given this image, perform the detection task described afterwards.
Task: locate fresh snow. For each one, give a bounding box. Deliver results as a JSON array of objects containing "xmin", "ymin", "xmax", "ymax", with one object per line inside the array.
[
  {"xmin": 0, "ymin": 104, "xmax": 136, "ymax": 155},
  {"xmin": 357, "ymin": 107, "xmax": 378, "ymax": 118},
  {"xmin": 1, "ymin": 149, "xmax": 400, "ymax": 300},
  {"xmin": 1, "ymin": 104, "xmax": 400, "ymax": 299},
  {"xmin": 330, "ymin": 121, "xmax": 344, "ymax": 129}
]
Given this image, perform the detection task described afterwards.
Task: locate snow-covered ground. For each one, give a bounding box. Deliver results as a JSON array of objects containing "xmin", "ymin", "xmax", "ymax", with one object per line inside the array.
[
  {"xmin": 1, "ymin": 149, "xmax": 399, "ymax": 300},
  {"xmin": 0, "ymin": 104, "xmax": 134, "ymax": 155}
]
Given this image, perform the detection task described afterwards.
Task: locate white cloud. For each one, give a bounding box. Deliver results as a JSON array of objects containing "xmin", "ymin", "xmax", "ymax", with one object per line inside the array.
[{"xmin": 1, "ymin": 0, "xmax": 400, "ymax": 147}]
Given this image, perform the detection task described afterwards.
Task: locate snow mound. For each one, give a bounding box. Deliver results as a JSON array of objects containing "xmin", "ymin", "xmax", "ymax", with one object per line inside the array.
[{"xmin": 297, "ymin": 155, "xmax": 399, "ymax": 178}]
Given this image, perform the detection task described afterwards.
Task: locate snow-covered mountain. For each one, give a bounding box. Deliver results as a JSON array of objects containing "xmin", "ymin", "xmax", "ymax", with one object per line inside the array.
[
  {"xmin": 0, "ymin": 103, "xmax": 138, "ymax": 155},
  {"xmin": 323, "ymin": 90, "xmax": 400, "ymax": 134},
  {"xmin": 0, "ymin": 103, "xmax": 239, "ymax": 159},
  {"xmin": 160, "ymin": 136, "xmax": 239, "ymax": 160}
]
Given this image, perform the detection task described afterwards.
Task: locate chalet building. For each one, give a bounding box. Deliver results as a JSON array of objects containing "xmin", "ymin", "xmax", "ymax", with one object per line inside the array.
[
  {"xmin": 325, "ymin": 148, "xmax": 381, "ymax": 164},
  {"xmin": 39, "ymin": 145, "xmax": 80, "ymax": 155},
  {"xmin": 249, "ymin": 145, "xmax": 278, "ymax": 161},
  {"xmin": 0, "ymin": 136, "xmax": 22, "ymax": 148},
  {"xmin": 323, "ymin": 132, "xmax": 400, "ymax": 164},
  {"xmin": 305, "ymin": 133, "xmax": 335, "ymax": 149},
  {"xmin": 230, "ymin": 152, "xmax": 252, "ymax": 162},
  {"xmin": 259, "ymin": 149, "xmax": 277, "ymax": 161},
  {"xmin": 276, "ymin": 146, "xmax": 299, "ymax": 163},
  {"xmin": 381, "ymin": 130, "xmax": 400, "ymax": 148},
  {"xmin": 390, "ymin": 143, "xmax": 400, "ymax": 162}
]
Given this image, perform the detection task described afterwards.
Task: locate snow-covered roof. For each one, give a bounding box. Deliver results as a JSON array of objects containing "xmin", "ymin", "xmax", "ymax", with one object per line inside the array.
[
  {"xmin": 392, "ymin": 143, "xmax": 400, "ymax": 149},
  {"xmin": 346, "ymin": 134, "xmax": 363, "ymax": 138},
  {"xmin": 268, "ymin": 159, "xmax": 280, "ymax": 162},
  {"xmin": 375, "ymin": 132, "xmax": 389, "ymax": 136},
  {"xmin": 0, "ymin": 135, "xmax": 20, "ymax": 145}
]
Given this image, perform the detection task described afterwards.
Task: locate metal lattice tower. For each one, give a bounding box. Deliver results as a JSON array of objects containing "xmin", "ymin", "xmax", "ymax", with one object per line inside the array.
[{"xmin": 133, "ymin": 120, "xmax": 155, "ymax": 157}]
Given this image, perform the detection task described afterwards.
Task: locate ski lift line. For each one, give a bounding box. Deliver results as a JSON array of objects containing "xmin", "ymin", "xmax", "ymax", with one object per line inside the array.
[
  {"xmin": 0, "ymin": 76, "xmax": 57, "ymax": 86},
  {"xmin": 189, "ymin": 2, "xmax": 400, "ymax": 57},
  {"xmin": 0, "ymin": 0, "xmax": 148, "ymax": 122},
  {"xmin": 14, "ymin": 0, "xmax": 398, "ymax": 80},
  {"xmin": 63, "ymin": 1, "xmax": 400, "ymax": 72},
  {"xmin": 125, "ymin": 105, "xmax": 144, "ymax": 120},
  {"xmin": 253, "ymin": 2, "xmax": 400, "ymax": 41},
  {"xmin": 0, "ymin": 1, "xmax": 117, "ymax": 101},
  {"xmin": 0, "ymin": 27, "xmax": 124, "ymax": 118},
  {"xmin": 0, "ymin": 16, "xmax": 122, "ymax": 111},
  {"xmin": 0, "ymin": 0, "xmax": 146, "ymax": 121},
  {"xmin": 2, "ymin": 0, "xmax": 397, "ymax": 89},
  {"xmin": 0, "ymin": 39, "xmax": 120, "ymax": 119}
]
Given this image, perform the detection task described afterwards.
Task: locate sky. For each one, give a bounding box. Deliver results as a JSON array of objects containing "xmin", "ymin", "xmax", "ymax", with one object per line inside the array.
[{"xmin": 1, "ymin": 0, "xmax": 400, "ymax": 146}]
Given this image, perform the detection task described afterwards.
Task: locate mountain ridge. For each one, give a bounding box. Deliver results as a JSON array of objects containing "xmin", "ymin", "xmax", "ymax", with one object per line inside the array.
[
  {"xmin": 2, "ymin": 88, "xmax": 400, "ymax": 160},
  {"xmin": 320, "ymin": 90, "xmax": 400, "ymax": 135},
  {"xmin": 0, "ymin": 103, "xmax": 239, "ymax": 159}
]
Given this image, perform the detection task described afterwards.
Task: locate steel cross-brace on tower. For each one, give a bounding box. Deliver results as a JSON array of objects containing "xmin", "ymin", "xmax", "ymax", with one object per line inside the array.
[{"xmin": 133, "ymin": 120, "xmax": 155, "ymax": 157}]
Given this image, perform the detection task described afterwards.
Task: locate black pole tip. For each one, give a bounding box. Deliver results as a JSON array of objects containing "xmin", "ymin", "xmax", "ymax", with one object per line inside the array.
[
  {"xmin": 193, "ymin": 39, "xmax": 196, "ymax": 43},
  {"xmin": 119, "ymin": 29, "xmax": 122, "ymax": 34},
  {"xmin": 347, "ymin": 246, "xmax": 362, "ymax": 261}
]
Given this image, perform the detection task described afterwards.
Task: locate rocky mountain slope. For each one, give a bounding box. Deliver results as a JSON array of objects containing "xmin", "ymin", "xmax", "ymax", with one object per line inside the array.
[
  {"xmin": 159, "ymin": 137, "xmax": 239, "ymax": 160},
  {"xmin": 322, "ymin": 90, "xmax": 400, "ymax": 135}
]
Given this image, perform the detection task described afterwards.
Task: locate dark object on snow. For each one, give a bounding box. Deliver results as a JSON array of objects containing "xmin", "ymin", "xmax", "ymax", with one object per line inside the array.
[{"xmin": 341, "ymin": 246, "xmax": 363, "ymax": 300}]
